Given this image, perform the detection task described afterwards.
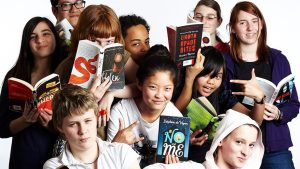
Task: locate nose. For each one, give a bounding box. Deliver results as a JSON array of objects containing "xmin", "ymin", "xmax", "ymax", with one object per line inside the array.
[
  {"xmin": 207, "ymin": 77, "xmax": 215, "ymax": 85},
  {"xmin": 241, "ymin": 145, "xmax": 250, "ymax": 157},
  {"xmin": 35, "ymin": 36, "xmax": 44, "ymax": 44},
  {"xmin": 155, "ymin": 89, "xmax": 163, "ymax": 98},
  {"xmin": 78, "ymin": 123, "xmax": 87, "ymax": 135},
  {"xmin": 247, "ymin": 22, "xmax": 254, "ymax": 31},
  {"xmin": 140, "ymin": 42, "xmax": 150, "ymax": 52}
]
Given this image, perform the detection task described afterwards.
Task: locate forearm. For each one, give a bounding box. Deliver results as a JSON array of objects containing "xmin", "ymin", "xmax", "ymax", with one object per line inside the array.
[
  {"xmin": 9, "ymin": 116, "xmax": 32, "ymax": 134},
  {"xmin": 112, "ymin": 83, "xmax": 139, "ymax": 98},
  {"xmin": 250, "ymin": 103, "xmax": 265, "ymax": 125},
  {"xmin": 175, "ymin": 78, "xmax": 194, "ymax": 111}
]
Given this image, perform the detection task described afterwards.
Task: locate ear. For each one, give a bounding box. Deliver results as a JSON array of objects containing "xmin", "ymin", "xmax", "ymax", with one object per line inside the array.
[
  {"xmin": 217, "ymin": 18, "xmax": 222, "ymax": 27},
  {"xmin": 52, "ymin": 6, "xmax": 58, "ymax": 19},
  {"xmin": 136, "ymin": 79, "xmax": 143, "ymax": 91},
  {"xmin": 218, "ymin": 140, "xmax": 223, "ymax": 147}
]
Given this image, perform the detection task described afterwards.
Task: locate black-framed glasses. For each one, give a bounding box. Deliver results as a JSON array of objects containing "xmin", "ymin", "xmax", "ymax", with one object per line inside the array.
[
  {"xmin": 56, "ymin": 0, "xmax": 86, "ymax": 11},
  {"xmin": 193, "ymin": 14, "xmax": 217, "ymax": 21}
]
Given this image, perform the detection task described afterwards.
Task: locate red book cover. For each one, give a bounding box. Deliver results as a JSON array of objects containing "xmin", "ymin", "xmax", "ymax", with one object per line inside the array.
[{"xmin": 8, "ymin": 74, "xmax": 61, "ymax": 112}]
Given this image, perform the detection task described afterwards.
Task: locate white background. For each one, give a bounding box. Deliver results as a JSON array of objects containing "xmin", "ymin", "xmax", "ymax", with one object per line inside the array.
[{"xmin": 0, "ymin": 0, "xmax": 299, "ymax": 168}]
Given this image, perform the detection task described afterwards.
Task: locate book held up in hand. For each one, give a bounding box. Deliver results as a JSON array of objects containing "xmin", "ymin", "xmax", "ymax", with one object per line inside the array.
[
  {"xmin": 242, "ymin": 74, "xmax": 295, "ymax": 106},
  {"xmin": 69, "ymin": 40, "xmax": 125, "ymax": 90},
  {"xmin": 8, "ymin": 73, "xmax": 61, "ymax": 112},
  {"xmin": 184, "ymin": 96, "xmax": 224, "ymax": 141},
  {"xmin": 166, "ymin": 22, "xmax": 203, "ymax": 68},
  {"xmin": 156, "ymin": 115, "xmax": 190, "ymax": 162}
]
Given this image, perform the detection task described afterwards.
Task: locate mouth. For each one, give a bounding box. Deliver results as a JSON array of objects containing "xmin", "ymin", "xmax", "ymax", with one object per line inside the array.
[
  {"xmin": 80, "ymin": 137, "xmax": 89, "ymax": 143},
  {"xmin": 202, "ymin": 86, "xmax": 214, "ymax": 93}
]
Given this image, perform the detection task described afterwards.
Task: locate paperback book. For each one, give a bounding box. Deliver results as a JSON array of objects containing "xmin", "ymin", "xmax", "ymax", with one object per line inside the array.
[
  {"xmin": 242, "ymin": 74, "xmax": 295, "ymax": 106},
  {"xmin": 156, "ymin": 115, "xmax": 190, "ymax": 162},
  {"xmin": 166, "ymin": 22, "xmax": 203, "ymax": 68},
  {"xmin": 8, "ymin": 73, "xmax": 61, "ymax": 112},
  {"xmin": 69, "ymin": 39, "xmax": 125, "ymax": 90},
  {"xmin": 184, "ymin": 96, "xmax": 224, "ymax": 141}
]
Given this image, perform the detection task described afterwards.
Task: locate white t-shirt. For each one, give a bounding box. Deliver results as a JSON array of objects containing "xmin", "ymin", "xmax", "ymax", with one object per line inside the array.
[
  {"xmin": 107, "ymin": 98, "xmax": 183, "ymax": 148},
  {"xmin": 43, "ymin": 137, "xmax": 140, "ymax": 169}
]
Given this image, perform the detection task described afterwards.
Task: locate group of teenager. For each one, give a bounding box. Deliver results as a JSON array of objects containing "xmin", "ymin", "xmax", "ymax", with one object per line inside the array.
[{"xmin": 0, "ymin": 0, "xmax": 299, "ymax": 169}]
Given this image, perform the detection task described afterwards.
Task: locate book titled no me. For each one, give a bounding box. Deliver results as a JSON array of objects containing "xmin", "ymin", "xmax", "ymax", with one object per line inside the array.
[{"xmin": 156, "ymin": 115, "xmax": 190, "ymax": 162}]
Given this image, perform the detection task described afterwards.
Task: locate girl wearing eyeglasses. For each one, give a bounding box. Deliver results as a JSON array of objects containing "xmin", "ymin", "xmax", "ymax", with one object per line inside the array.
[{"xmin": 192, "ymin": 0, "xmax": 229, "ymax": 53}]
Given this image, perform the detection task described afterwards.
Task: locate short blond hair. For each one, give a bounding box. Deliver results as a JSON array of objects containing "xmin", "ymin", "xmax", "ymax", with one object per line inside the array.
[{"xmin": 52, "ymin": 84, "xmax": 98, "ymax": 132}]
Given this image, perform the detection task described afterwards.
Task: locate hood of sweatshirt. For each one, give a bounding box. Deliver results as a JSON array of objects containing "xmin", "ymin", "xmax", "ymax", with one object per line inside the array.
[{"xmin": 204, "ymin": 109, "xmax": 264, "ymax": 169}]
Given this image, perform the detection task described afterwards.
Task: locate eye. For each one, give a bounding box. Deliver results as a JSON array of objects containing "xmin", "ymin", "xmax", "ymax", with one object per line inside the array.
[
  {"xmin": 236, "ymin": 140, "xmax": 242, "ymax": 144},
  {"xmin": 149, "ymin": 85, "xmax": 156, "ymax": 90},
  {"xmin": 68, "ymin": 122, "xmax": 76, "ymax": 127},
  {"xmin": 30, "ymin": 35, "xmax": 37, "ymax": 40},
  {"xmin": 132, "ymin": 42, "xmax": 140, "ymax": 47},
  {"xmin": 165, "ymin": 87, "xmax": 173, "ymax": 91},
  {"xmin": 249, "ymin": 143, "xmax": 255, "ymax": 148},
  {"xmin": 215, "ymin": 74, "xmax": 223, "ymax": 80},
  {"xmin": 61, "ymin": 3, "xmax": 71, "ymax": 8}
]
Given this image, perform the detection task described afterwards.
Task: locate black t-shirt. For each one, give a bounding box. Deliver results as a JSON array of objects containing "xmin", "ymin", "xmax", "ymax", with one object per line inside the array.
[{"xmin": 233, "ymin": 60, "xmax": 272, "ymax": 103}]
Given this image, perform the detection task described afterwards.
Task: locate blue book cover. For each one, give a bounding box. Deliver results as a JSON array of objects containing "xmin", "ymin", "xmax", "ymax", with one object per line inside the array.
[{"xmin": 156, "ymin": 115, "xmax": 190, "ymax": 162}]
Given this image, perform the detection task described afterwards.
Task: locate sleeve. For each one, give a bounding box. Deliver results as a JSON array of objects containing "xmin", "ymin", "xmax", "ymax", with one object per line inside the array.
[
  {"xmin": 42, "ymin": 158, "xmax": 61, "ymax": 169},
  {"xmin": 118, "ymin": 143, "xmax": 141, "ymax": 169},
  {"xmin": 144, "ymin": 161, "xmax": 204, "ymax": 169},
  {"xmin": 0, "ymin": 77, "xmax": 20, "ymax": 138},
  {"xmin": 107, "ymin": 101, "xmax": 123, "ymax": 142},
  {"xmin": 274, "ymin": 53, "xmax": 300, "ymax": 124}
]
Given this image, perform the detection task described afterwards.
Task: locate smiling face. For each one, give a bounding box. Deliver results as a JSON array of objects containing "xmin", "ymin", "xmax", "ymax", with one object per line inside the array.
[
  {"xmin": 194, "ymin": 5, "xmax": 221, "ymax": 35},
  {"xmin": 195, "ymin": 68, "xmax": 223, "ymax": 97},
  {"xmin": 138, "ymin": 71, "xmax": 174, "ymax": 115},
  {"xmin": 124, "ymin": 24, "xmax": 150, "ymax": 65},
  {"xmin": 233, "ymin": 10, "xmax": 262, "ymax": 46},
  {"xmin": 53, "ymin": 0, "xmax": 84, "ymax": 27},
  {"xmin": 29, "ymin": 22, "xmax": 56, "ymax": 60},
  {"xmin": 217, "ymin": 125, "xmax": 258, "ymax": 169},
  {"xmin": 58, "ymin": 109, "xmax": 97, "ymax": 152}
]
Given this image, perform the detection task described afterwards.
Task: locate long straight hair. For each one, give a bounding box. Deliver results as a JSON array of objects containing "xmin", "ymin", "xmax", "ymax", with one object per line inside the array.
[
  {"xmin": 228, "ymin": 1, "xmax": 270, "ymax": 62},
  {"xmin": 193, "ymin": 46, "xmax": 226, "ymax": 113},
  {"xmin": 8, "ymin": 17, "xmax": 62, "ymax": 82}
]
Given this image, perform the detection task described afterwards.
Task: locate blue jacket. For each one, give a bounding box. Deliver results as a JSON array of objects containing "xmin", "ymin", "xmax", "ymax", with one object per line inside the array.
[
  {"xmin": 0, "ymin": 74, "xmax": 57, "ymax": 169},
  {"xmin": 224, "ymin": 48, "xmax": 300, "ymax": 152}
]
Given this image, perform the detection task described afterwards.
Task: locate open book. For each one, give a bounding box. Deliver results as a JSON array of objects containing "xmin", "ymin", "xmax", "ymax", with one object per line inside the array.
[
  {"xmin": 69, "ymin": 40, "xmax": 125, "ymax": 90},
  {"xmin": 242, "ymin": 74, "xmax": 295, "ymax": 106},
  {"xmin": 187, "ymin": 12, "xmax": 211, "ymax": 47},
  {"xmin": 184, "ymin": 96, "xmax": 224, "ymax": 141},
  {"xmin": 166, "ymin": 22, "xmax": 203, "ymax": 68},
  {"xmin": 8, "ymin": 73, "xmax": 61, "ymax": 112},
  {"xmin": 156, "ymin": 115, "xmax": 190, "ymax": 162}
]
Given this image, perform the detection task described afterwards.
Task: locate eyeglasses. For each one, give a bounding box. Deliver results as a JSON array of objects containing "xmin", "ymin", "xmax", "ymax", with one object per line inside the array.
[
  {"xmin": 193, "ymin": 14, "xmax": 217, "ymax": 21},
  {"xmin": 56, "ymin": 0, "xmax": 86, "ymax": 11}
]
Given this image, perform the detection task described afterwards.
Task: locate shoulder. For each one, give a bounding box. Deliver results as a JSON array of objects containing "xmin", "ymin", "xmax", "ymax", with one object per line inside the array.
[
  {"xmin": 43, "ymin": 157, "xmax": 62, "ymax": 169},
  {"xmin": 100, "ymin": 139, "xmax": 140, "ymax": 160},
  {"xmin": 111, "ymin": 98, "xmax": 135, "ymax": 112},
  {"xmin": 144, "ymin": 161, "xmax": 204, "ymax": 169},
  {"xmin": 163, "ymin": 102, "xmax": 183, "ymax": 117}
]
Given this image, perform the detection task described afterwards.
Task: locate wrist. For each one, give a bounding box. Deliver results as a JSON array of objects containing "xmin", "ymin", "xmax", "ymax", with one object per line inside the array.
[{"xmin": 254, "ymin": 95, "xmax": 265, "ymax": 104}]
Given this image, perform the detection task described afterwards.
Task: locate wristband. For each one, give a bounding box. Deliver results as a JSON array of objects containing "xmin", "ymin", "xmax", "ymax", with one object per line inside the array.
[{"xmin": 254, "ymin": 95, "xmax": 265, "ymax": 104}]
